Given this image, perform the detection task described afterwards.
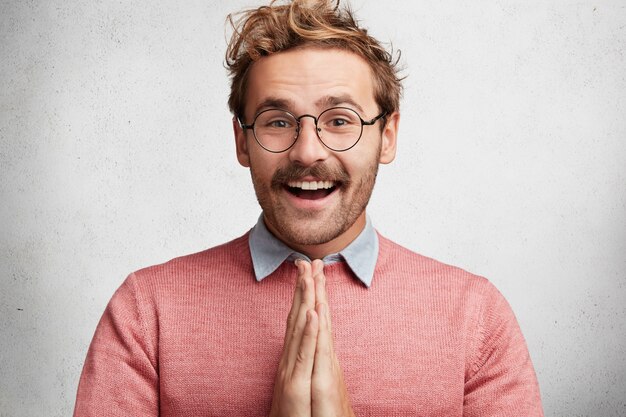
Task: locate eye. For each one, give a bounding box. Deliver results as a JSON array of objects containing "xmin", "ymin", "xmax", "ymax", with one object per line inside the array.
[
  {"xmin": 329, "ymin": 118, "xmax": 349, "ymax": 127},
  {"xmin": 319, "ymin": 108, "xmax": 360, "ymax": 130},
  {"xmin": 264, "ymin": 118, "xmax": 293, "ymax": 129},
  {"xmin": 273, "ymin": 120, "xmax": 289, "ymax": 128}
]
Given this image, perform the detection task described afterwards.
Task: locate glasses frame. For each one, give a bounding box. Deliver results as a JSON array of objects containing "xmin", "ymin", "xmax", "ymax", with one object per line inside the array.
[{"xmin": 238, "ymin": 106, "xmax": 387, "ymax": 153}]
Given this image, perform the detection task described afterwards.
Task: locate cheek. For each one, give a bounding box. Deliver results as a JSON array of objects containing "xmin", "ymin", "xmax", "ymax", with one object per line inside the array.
[
  {"xmin": 341, "ymin": 149, "xmax": 378, "ymax": 177},
  {"xmin": 354, "ymin": 132, "xmax": 382, "ymax": 158},
  {"xmin": 249, "ymin": 153, "xmax": 283, "ymax": 183}
]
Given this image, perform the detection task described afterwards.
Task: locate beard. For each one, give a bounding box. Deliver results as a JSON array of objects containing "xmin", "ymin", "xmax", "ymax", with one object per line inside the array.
[{"xmin": 249, "ymin": 149, "xmax": 380, "ymax": 248}]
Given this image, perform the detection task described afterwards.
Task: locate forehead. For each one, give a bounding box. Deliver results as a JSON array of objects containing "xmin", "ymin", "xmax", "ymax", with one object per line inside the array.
[{"xmin": 244, "ymin": 47, "xmax": 376, "ymax": 118}]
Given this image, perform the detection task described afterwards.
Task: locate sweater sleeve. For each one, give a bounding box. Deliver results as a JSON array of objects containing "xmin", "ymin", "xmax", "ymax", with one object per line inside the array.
[
  {"xmin": 73, "ymin": 273, "xmax": 159, "ymax": 417},
  {"xmin": 463, "ymin": 281, "xmax": 544, "ymax": 417}
]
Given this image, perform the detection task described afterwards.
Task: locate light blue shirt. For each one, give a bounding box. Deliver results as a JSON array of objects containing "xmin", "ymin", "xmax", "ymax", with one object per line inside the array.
[{"xmin": 248, "ymin": 214, "xmax": 379, "ymax": 287}]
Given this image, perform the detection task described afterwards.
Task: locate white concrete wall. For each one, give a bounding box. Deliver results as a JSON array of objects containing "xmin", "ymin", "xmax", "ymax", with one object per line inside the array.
[{"xmin": 1, "ymin": 1, "xmax": 625, "ymax": 415}]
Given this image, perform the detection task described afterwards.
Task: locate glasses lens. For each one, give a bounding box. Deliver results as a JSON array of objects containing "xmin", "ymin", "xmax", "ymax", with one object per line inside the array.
[
  {"xmin": 253, "ymin": 110, "xmax": 298, "ymax": 152},
  {"xmin": 318, "ymin": 108, "xmax": 363, "ymax": 151}
]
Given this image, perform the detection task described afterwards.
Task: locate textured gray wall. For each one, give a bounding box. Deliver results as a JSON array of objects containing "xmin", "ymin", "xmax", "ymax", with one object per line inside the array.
[{"xmin": 1, "ymin": 1, "xmax": 625, "ymax": 416}]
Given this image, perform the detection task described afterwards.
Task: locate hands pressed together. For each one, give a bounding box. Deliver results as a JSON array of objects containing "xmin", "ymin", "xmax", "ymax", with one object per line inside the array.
[{"xmin": 270, "ymin": 259, "xmax": 355, "ymax": 417}]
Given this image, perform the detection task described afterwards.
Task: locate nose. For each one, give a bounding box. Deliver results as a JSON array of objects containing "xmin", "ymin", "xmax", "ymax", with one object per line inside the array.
[{"xmin": 287, "ymin": 115, "xmax": 330, "ymax": 166}]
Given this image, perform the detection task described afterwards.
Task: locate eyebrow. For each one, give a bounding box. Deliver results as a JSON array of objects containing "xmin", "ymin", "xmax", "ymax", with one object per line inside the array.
[
  {"xmin": 252, "ymin": 94, "xmax": 366, "ymax": 117},
  {"xmin": 315, "ymin": 95, "xmax": 365, "ymax": 115},
  {"xmin": 253, "ymin": 97, "xmax": 296, "ymax": 115}
]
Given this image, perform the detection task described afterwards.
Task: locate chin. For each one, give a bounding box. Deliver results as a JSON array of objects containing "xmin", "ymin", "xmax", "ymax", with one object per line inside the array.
[{"xmin": 274, "ymin": 216, "xmax": 347, "ymax": 247}]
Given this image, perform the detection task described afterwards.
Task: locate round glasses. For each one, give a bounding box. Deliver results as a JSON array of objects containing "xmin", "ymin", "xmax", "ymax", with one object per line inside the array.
[{"xmin": 239, "ymin": 107, "xmax": 387, "ymax": 153}]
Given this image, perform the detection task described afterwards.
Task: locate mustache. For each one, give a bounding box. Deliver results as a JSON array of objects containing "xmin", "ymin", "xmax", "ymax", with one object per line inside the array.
[{"xmin": 271, "ymin": 163, "xmax": 350, "ymax": 189}]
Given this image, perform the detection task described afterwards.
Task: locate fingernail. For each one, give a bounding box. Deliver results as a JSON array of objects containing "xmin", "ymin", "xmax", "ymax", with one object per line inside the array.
[{"xmin": 295, "ymin": 259, "xmax": 304, "ymax": 274}]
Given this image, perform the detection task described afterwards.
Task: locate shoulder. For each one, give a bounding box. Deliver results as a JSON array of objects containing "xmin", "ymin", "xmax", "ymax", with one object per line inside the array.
[
  {"xmin": 374, "ymin": 234, "xmax": 529, "ymax": 372},
  {"xmin": 373, "ymin": 233, "xmax": 511, "ymax": 321},
  {"xmin": 376, "ymin": 232, "xmax": 495, "ymax": 292},
  {"xmin": 127, "ymin": 232, "xmax": 252, "ymax": 291}
]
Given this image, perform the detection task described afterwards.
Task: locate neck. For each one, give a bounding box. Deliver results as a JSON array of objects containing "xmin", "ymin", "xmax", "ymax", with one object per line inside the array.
[{"xmin": 264, "ymin": 212, "xmax": 367, "ymax": 260}]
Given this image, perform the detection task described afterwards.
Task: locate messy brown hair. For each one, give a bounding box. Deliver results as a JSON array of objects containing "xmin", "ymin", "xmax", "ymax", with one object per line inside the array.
[{"xmin": 225, "ymin": 0, "xmax": 402, "ymax": 121}]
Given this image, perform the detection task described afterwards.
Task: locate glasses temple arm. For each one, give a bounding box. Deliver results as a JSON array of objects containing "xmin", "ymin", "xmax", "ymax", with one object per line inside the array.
[{"xmin": 362, "ymin": 112, "xmax": 388, "ymax": 125}]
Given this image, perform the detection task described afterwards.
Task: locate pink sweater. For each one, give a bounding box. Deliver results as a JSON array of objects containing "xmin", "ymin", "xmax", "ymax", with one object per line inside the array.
[{"xmin": 74, "ymin": 233, "xmax": 543, "ymax": 416}]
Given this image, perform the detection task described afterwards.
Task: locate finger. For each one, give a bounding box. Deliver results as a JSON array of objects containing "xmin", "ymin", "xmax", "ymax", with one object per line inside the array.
[
  {"xmin": 312, "ymin": 259, "xmax": 327, "ymax": 305},
  {"xmin": 292, "ymin": 309, "xmax": 319, "ymax": 380},
  {"xmin": 312, "ymin": 260, "xmax": 331, "ymax": 332},
  {"xmin": 311, "ymin": 258, "xmax": 324, "ymax": 275},
  {"xmin": 287, "ymin": 261, "xmax": 315, "ymax": 366},
  {"xmin": 300, "ymin": 261, "xmax": 315, "ymax": 308},
  {"xmin": 313, "ymin": 302, "xmax": 333, "ymax": 376},
  {"xmin": 284, "ymin": 259, "xmax": 306, "ymax": 345}
]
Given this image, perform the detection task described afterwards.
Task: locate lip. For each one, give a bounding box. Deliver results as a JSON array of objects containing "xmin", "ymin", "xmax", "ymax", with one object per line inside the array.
[
  {"xmin": 297, "ymin": 176, "xmax": 327, "ymax": 182},
  {"xmin": 280, "ymin": 184, "xmax": 340, "ymax": 211}
]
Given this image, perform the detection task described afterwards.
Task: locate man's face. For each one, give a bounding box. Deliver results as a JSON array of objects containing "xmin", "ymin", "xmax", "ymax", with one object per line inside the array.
[{"xmin": 234, "ymin": 47, "xmax": 398, "ymax": 252}]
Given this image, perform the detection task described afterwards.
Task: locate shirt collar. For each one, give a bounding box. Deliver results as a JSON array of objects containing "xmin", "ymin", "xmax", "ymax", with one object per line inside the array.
[{"xmin": 248, "ymin": 214, "xmax": 379, "ymax": 287}]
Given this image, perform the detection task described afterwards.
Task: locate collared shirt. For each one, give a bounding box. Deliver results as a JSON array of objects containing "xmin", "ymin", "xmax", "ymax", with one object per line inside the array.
[{"xmin": 248, "ymin": 214, "xmax": 379, "ymax": 287}]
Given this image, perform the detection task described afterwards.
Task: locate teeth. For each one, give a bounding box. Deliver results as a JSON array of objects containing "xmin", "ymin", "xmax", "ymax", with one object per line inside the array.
[{"xmin": 287, "ymin": 180, "xmax": 335, "ymax": 190}]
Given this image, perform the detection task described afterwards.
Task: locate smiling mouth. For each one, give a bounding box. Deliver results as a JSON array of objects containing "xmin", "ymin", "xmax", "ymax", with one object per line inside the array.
[{"xmin": 285, "ymin": 180, "xmax": 339, "ymax": 200}]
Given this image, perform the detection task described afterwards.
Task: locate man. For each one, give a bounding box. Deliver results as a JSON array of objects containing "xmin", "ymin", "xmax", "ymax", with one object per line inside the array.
[{"xmin": 74, "ymin": 1, "xmax": 543, "ymax": 416}]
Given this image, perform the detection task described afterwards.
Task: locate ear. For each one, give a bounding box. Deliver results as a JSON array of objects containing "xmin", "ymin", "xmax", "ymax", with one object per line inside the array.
[
  {"xmin": 379, "ymin": 111, "xmax": 400, "ymax": 164},
  {"xmin": 233, "ymin": 117, "xmax": 250, "ymax": 167}
]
